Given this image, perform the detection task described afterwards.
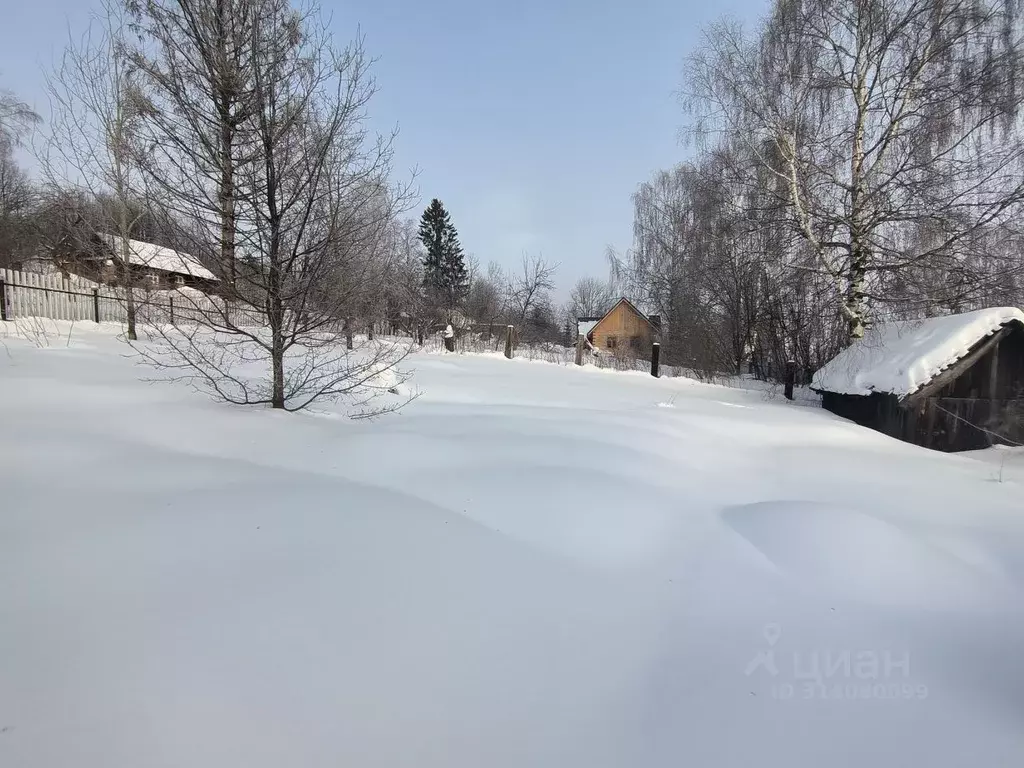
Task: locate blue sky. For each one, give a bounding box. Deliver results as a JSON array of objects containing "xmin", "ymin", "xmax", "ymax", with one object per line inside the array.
[{"xmin": 1, "ymin": 0, "xmax": 768, "ymax": 296}]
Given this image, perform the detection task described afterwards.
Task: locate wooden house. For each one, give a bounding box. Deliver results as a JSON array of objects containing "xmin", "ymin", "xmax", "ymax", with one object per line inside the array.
[
  {"xmin": 577, "ymin": 298, "xmax": 660, "ymax": 358},
  {"xmin": 811, "ymin": 308, "xmax": 1024, "ymax": 452},
  {"xmin": 55, "ymin": 233, "xmax": 221, "ymax": 295}
]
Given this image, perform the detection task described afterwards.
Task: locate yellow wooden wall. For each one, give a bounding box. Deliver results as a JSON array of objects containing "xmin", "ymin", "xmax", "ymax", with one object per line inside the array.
[{"xmin": 590, "ymin": 302, "xmax": 654, "ymax": 357}]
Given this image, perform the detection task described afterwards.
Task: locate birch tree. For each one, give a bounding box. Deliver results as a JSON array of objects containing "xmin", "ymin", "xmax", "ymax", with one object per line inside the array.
[
  {"xmin": 687, "ymin": 0, "xmax": 1024, "ymax": 342},
  {"xmin": 0, "ymin": 88, "xmax": 40, "ymax": 146},
  {"xmin": 40, "ymin": 0, "xmax": 149, "ymax": 339}
]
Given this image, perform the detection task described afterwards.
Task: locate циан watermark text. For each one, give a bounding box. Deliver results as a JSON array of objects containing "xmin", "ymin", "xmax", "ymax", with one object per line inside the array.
[{"xmin": 745, "ymin": 623, "xmax": 929, "ymax": 702}]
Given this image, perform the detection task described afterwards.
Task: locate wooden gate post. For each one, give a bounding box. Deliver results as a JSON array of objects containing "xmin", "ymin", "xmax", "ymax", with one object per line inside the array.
[
  {"xmin": 92, "ymin": 288, "xmax": 100, "ymax": 322},
  {"xmin": 784, "ymin": 360, "xmax": 796, "ymax": 401},
  {"xmin": 575, "ymin": 333, "xmax": 585, "ymax": 366},
  {"xmin": 504, "ymin": 325, "xmax": 514, "ymax": 359},
  {"xmin": 0, "ymin": 279, "xmax": 7, "ymax": 321},
  {"xmin": 651, "ymin": 342, "xmax": 661, "ymax": 378},
  {"xmin": 169, "ymin": 296, "xmax": 175, "ymax": 325}
]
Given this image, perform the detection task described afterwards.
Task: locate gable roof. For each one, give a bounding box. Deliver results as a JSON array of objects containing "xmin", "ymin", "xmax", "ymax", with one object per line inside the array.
[
  {"xmin": 579, "ymin": 298, "xmax": 657, "ymax": 338},
  {"xmin": 99, "ymin": 234, "xmax": 218, "ymax": 281},
  {"xmin": 811, "ymin": 307, "xmax": 1024, "ymax": 398}
]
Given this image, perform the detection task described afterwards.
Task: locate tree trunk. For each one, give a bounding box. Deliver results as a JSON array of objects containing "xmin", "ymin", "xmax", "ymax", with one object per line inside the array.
[
  {"xmin": 125, "ymin": 282, "xmax": 138, "ymax": 341},
  {"xmin": 845, "ymin": 48, "xmax": 869, "ymax": 345},
  {"xmin": 268, "ymin": 227, "xmax": 285, "ymax": 408},
  {"xmin": 270, "ymin": 289, "xmax": 285, "ymax": 408},
  {"xmin": 118, "ymin": 233, "xmax": 138, "ymax": 341},
  {"xmin": 844, "ymin": 247, "xmax": 868, "ymax": 342},
  {"xmin": 219, "ymin": 135, "xmax": 236, "ymax": 289},
  {"xmin": 216, "ymin": 0, "xmax": 236, "ymax": 290},
  {"xmin": 271, "ymin": 326, "xmax": 285, "ymax": 409}
]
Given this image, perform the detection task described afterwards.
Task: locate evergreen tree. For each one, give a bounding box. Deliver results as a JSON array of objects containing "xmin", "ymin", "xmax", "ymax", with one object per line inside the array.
[{"xmin": 418, "ymin": 198, "xmax": 468, "ymax": 315}]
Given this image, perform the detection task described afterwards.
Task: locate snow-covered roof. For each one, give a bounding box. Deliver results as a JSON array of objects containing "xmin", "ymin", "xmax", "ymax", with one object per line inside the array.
[
  {"xmin": 100, "ymin": 235, "xmax": 218, "ymax": 281},
  {"xmin": 577, "ymin": 319, "xmax": 600, "ymax": 337},
  {"xmin": 812, "ymin": 307, "xmax": 1024, "ymax": 398}
]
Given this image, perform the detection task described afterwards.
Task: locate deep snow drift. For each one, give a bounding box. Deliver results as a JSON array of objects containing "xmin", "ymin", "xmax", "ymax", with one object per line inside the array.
[{"xmin": 1, "ymin": 323, "xmax": 1023, "ymax": 767}]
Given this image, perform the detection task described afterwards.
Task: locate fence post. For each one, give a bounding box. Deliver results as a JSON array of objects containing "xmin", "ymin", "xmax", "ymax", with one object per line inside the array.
[
  {"xmin": 651, "ymin": 342, "xmax": 661, "ymax": 378},
  {"xmin": 0, "ymin": 279, "xmax": 7, "ymax": 321},
  {"xmin": 368, "ymin": 323, "xmax": 374, "ymax": 341},
  {"xmin": 417, "ymin": 326, "xmax": 424, "ymax": 346},
  {"xmin": 504, "ymin": 325, "xmax": 514, "ymax": 359},
  {"xmin": 169, "ymin": 296, "xmax": 175, "ymax": 325},
  {"xmin": 345, "ymin": 319, "xmax": 353, "ymax": 350},
  {"xmin": 575, "ymin": 333, "xmax": 585, "ymax": 366},
  {"xmin": 784, "ymin": 359, "xmax": 796, "ymax": 401},
  {"xmin": 92, "ymin": 288, "xmax": 100, "ymax": 322}
]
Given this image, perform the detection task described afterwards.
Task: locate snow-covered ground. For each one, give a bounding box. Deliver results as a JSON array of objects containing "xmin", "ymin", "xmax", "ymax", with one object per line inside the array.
[{"xmin": 2, "ymin": 322, "xmax": 1023, "ymax": 767}]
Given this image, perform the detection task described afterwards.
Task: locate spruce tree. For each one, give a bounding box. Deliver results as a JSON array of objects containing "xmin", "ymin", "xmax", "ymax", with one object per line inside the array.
[{"xmin": 418, "ymin": 198, "xmax": 468, "ymax": 315}]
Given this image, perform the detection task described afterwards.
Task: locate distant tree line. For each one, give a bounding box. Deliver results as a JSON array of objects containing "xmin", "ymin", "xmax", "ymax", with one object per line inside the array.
[{"xmin": 376, "ymin": 197, "xmax": 565, "ymax": 345}]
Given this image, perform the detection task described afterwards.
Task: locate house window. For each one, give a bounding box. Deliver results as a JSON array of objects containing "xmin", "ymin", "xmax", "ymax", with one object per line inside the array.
[
  {"xmin": 147, "ymin": 273, "xmax": 160, "ymax": 286},
  {"xmin": 606, "ymin": 336, "xmax": 617, "ymax": 350},
  {"xmin": 630, "ymin": 336, "xmax": 642, "ymax": 351},
  {"xmin": 174, "ymin": 275, "xmax": 186, "ymax": 286}
]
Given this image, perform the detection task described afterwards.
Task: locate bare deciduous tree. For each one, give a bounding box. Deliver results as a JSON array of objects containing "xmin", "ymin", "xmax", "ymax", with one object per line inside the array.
[
  {"xmin": 132, "ymin": 0, "xmax": 415, "ymax": 412},
  {"xmin": 567, "ymin": 275, "xmax": 616, "ymax": 319},
  {"xmin": 39, "ymin": 0, "xmax": 150, "ymax": 339},
  {"xmin": 686, "ymin": 0, "xmax": 1024, "ymax": 343},
  {"xmin": 619, "ymin": 0, "xmax": 1024, "ymax": 384},
  {"xmin": 0, "ymin": 87, "xmax": 40, "ymax": 146},
  {"xmin": 464, "ymin": 260, "xmax": 506, "ymax": 338},
  {"xmin": 507, "ymin": 254, "xmax": 557, "ymax": 330},
  {"xmin": 126, "ymin": 0, "xmax": 263, "ymax": 288},
  {"xmin": 381, "ymin": 217, "xmax": 427, "ymax": 337},
  {"xmin": 0, "ymin": 142, "xmax": 35, "ymax": 267}
]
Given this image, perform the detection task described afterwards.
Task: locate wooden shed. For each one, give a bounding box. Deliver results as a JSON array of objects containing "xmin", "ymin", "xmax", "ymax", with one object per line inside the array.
[
  {"xmin": 811, "ymin": 308, "xmax": 1024, "ymax": 452},
  {"xmin": 577, "ymin": 298, "xmax": 660, "ymax": 358}
]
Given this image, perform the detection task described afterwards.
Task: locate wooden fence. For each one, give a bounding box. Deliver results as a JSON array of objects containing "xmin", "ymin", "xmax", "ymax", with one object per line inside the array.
[{"xmin": 0, "ymin": 268, "xmax": 263, "ymax": 328}]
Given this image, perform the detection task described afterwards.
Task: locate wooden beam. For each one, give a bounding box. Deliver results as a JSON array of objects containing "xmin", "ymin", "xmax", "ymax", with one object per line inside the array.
[
  {"xmin": 906, "ymin": 325, "xmax": 1012, "ymax": 404},
  {"xmin": 989, "ymin": 343, "xmax": 1000, "ymax": 403}
]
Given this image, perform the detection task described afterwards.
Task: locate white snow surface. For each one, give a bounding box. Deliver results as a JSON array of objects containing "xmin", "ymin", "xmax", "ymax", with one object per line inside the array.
[
  {"xmin": 100, "ymin": 234, "xmax": 218, "ymax": 280},
  {"xmin": 3, "ymin": 323, "xmax": 1024, "ymax": 767},
  {"xmin": 812, "ymin": 307, "xmax": 1024, "ymax": 397},
  {"xmin": 577, "ymin": 319, "xmax": 599, "ymax": 337}
]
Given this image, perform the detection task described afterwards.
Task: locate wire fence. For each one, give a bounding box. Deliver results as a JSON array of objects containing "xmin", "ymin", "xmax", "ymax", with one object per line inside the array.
[{"xmin": 418, "ymin": 328, "xmax": 822, "ymax": 405}]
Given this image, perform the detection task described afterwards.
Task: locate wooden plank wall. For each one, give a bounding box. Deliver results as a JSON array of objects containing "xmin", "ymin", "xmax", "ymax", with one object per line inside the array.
[
  {"xmin": 0, "ymin": 268, "xmax": 264, "ymax": 327},
  {"xmin": 1, "ymin": 268, "xmax": 99, "ymax": 322},
  {"xmin": 590, "ymin": 302, "xmax": 654, "ymax": 355}
]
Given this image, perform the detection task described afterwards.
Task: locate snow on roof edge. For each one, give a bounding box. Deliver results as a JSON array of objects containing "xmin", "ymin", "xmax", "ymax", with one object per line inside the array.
[
  {"xmin": 99, "ymin": 234, "xmax": 218, "ymax": 281},
  {"xmin": 811, "ymin": 307, "xmax": 1024, "ymax": 398}
]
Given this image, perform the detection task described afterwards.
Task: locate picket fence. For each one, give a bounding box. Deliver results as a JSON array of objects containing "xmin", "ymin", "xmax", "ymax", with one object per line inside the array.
[{"xmin": 0, "ymin": 268, "xmax": 263, "ymax": 328}]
